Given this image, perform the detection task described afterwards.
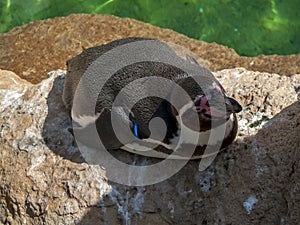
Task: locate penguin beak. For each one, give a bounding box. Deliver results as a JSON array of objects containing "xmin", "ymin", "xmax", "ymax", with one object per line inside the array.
[
  {"xmin": 194, "ymin": 95, "xmax": 242, "ymax": 119},
  {"xmin": 225, "ymin": 97, "xmax": 243, "ymax": 114}
]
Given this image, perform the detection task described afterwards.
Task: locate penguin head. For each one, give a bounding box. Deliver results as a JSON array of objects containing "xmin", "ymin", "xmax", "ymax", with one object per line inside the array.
[{"xmin": 172, "ymin": 75, "xmax": 242, "ymax": 131}]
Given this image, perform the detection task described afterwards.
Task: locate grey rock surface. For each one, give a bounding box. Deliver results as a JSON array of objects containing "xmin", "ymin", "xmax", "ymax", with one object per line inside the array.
[{"xmin": 0, "ymin": 68, "xmax": 299, "ymax": 224}]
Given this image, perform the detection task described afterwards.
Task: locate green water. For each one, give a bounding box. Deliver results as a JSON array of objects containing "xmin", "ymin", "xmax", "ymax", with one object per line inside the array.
[{"xmin": 0, "ymin": 0, "xmax": 299, "ymax": 56}]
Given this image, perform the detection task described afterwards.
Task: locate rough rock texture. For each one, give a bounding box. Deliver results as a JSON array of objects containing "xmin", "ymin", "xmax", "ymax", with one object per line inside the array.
[
  {"xmin": 0, "ymin": 14, "xmax": 299, "ymax": 84},
  {"xmin": 0, "ymin": 70, "xmax": 111, "ymax": 225},
  {"xmin": 0, "ymin": 68, "xmax": 299, "ymax": 225}
]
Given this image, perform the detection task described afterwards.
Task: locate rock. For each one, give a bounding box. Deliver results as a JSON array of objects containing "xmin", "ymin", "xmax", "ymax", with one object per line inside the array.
[
  {"xmin": 0, "ymin": 70, "xmax": 111, "ymax": 224},
  {"xmin": 0, "ymin": 68, "xmax": 299, "ymax": 224},
  {"xmin": 0, "ymin": 14, "xmax": 299, "ymax": 84},
  {"xmin": 214, "ymin": 68, "xmax": 300, "ymax": 136},
  {"xmin": 0, "ymin": 70, "xmax": 32, "ymax": 112}
]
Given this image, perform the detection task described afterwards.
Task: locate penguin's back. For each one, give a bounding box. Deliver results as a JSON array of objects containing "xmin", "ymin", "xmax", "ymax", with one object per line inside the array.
[{"xmin": 63, "ymin": 37, "xmax": 153, "ymax": 111}]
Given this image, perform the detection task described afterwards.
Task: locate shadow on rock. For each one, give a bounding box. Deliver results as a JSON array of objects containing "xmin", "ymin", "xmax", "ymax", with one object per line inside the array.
[{"xmin": 42, "ymin": 75, "xmax": 85, "ymax": 163}]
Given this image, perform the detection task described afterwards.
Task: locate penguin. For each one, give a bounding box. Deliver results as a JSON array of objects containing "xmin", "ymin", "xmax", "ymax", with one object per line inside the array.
[{"xmin": 63, "ymin": 37, "xmax": 242, "ymax": 160}]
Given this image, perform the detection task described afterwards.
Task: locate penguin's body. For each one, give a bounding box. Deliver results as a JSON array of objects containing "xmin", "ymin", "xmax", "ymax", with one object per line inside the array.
[{"xmin": 63, "ymin": 37, "xmax": 242, "ymax": 159}]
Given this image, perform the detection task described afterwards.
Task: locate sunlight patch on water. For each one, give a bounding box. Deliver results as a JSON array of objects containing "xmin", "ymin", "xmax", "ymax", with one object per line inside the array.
[
  {"xmin": 263, "ymin": 16, "xmax": 288, "ymax": 31},
  {"xmin": 263, "ymin": 1, "xmax": 288, "ymax": 31},
  {"xmin": 94, "ymin": 0, "xmax": 115, "ymax": 13},
  {"xmin": 6, "ymin": 0, "xmax": 10, "ymax": 9}
]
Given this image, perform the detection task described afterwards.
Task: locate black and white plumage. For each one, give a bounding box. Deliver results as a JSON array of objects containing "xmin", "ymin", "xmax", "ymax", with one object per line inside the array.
[{"xmin": 63, "ymin": 37, "xmax": 242, "ymax": 160}]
